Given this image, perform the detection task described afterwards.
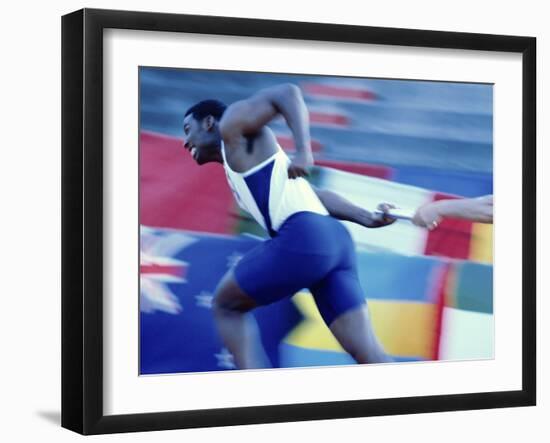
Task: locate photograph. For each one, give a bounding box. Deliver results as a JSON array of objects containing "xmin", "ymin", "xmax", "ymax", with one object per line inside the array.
[
  {"xmin": 58, "ymin": 6, "xmax": 537, "ymax": 435},
  {"xmin": 138, "ymin": 68, "xmax": 494, "ymax": 375}
]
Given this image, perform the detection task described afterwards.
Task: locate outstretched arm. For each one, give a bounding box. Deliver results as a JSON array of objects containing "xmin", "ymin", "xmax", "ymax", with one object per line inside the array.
[
  {"xmin": 219, "ymin": 83, "xmax": 313, "ymax": 178},
  {"xmin": 413, "ymin": 195, "xmax": 493, "ymax": 229},
  {"xmin": 314, "ymin": 187, "xmax": 396, "ymax": 228}
]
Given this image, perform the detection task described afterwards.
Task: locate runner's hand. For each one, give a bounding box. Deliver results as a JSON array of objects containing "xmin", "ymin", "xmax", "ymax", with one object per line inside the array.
[
  {"xmin": 370, "ymin": 203, "xmax": 397, "ymax": 227},
  {"xmin": 288, "ymin": 151, "xmax": 314, "ymax": 179}
]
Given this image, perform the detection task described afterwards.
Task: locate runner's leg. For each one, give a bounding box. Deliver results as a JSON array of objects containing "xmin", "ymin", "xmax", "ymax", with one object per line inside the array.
[
  {"xmin": 212, "ymin": 270, "xmax": 272, "ymax": 369},
  {"xmin": 311, "ymin": 269, "xmax": 393, "ymax": 364}
]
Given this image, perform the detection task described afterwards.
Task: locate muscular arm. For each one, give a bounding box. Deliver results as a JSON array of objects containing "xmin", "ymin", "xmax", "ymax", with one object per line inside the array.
[
  {"xmin": 314, "ymin": 187, "xmax": 395, "ymax": 228},
  {"xmin": 219, "ymin": 83, "xmax": 313, "ymax": 178},
  {"xmin": 413, "ymin": 195, "xmax": 493, "ymax": 228},
  {"xmin": 220, "ymin": 83, "xmax": 309, "ymax": 149}
]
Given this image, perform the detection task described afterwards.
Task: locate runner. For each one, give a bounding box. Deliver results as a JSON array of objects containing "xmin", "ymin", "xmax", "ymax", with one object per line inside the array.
[{"xmin": 182, "ymin": 83, "xmax": 396, "ymax": 368}]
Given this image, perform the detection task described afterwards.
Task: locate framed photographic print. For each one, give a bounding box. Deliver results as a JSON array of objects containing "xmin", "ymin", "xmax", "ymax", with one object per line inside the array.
[{"xmin": 61, "ymin": 8, "xmax": 536, "ymax": 435}]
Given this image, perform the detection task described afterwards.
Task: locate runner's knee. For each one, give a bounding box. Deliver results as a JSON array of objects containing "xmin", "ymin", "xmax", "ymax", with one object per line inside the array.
[{"xmin": 213, "ymin": 275, "xmax": 257, "ymax": 314}]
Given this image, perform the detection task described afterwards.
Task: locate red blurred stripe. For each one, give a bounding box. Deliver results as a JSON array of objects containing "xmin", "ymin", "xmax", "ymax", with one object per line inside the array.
[
  {"xmin": 315, "ymin": 159, "xmax": 393, "ymax": 179},
  {"xmin": 431, "ymin": 263, "xmax": 452, "ymax": 360},
  {"xmin": 303, "ymin": 83, "xmax": 377, "ymax": 101},
  {"xmin": 276, "ymin": 135, "xmax": 322, "ymax": 152},
  {"xmin": 140, "ymin": 131, "xmax": 235, "ymax": 233},
  {"xmin": 424, "ymin": 193, "xmax": 473, "ymax": 259},
  {"xmin": 309, "ymin": 111, "xmax": 349, "ymax": 127},
  {"xmin": 140, "ymin": 264, "xmax": 187, "ymax": 278}
]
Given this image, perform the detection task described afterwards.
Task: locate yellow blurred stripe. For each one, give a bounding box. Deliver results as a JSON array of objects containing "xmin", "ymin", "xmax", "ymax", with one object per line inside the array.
[
  {"xmin": 469, "ymin": 223, "xmax": 493, "ymax": 263},
  {"xmin": 285, "ymin": 292, "xmax": 437, "ymax": 358},
  {"xmin": 285, "ymin": 292, "xmax": 343, "ymax": 352},
  {"xmin": 370, "ymin": 301, "xmax": 437, "ymax": 358}
]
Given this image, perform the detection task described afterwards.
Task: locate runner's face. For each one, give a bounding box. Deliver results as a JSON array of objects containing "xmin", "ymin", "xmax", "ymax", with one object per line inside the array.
[{"xmin": 183, "ymin": 114, "xmax": 215, "ymax": 165}]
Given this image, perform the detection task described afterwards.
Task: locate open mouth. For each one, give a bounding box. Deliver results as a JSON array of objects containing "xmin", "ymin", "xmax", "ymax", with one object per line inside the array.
[{"xmin": 190, "ymin": 147, "xmax": 197, "ymax": 160}]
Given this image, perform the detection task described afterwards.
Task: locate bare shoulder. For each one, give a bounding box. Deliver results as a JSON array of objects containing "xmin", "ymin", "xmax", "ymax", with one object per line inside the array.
[
  {"xmin": 220, "ymin": 86, "xmax": 289, "ymax": 140},
  {"xmin": 219, "ymin": 100, "xmax": 249, "ymax": 141},
  {"xmin": 221, "ymin": 112, "xmax": 277, "ymax": 145}
]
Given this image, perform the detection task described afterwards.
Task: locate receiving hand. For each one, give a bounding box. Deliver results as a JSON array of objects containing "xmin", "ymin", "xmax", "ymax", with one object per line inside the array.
[{"xmin": 412, "ymin": 203, "xmax": 442, "ymax": 230}]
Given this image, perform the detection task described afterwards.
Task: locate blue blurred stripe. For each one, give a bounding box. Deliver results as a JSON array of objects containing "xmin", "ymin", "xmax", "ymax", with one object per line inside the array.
[
  {"xmin": 357, "ymin": 252, "xmax": 443, "ymax": 303},
  {"xmin": 279, "ymin": 343, "xmax": 425, "ymax": 367}
]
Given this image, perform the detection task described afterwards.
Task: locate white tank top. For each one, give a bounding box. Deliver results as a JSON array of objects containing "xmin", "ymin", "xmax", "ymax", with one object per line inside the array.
[{"xmin": 221, "ymin": 142, "xmax": 328, "ymax": 236}]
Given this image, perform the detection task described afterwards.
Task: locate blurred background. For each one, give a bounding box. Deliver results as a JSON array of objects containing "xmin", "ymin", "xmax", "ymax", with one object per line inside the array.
[{"xmin": 139, "ymin": 67, "xmax": 493, "ymax": 374}]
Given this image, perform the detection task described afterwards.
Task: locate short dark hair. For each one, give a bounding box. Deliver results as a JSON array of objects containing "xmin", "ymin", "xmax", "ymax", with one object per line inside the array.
[{"xmin": 184, "ymin": 99, "xmax": 227, "ymax": 122}]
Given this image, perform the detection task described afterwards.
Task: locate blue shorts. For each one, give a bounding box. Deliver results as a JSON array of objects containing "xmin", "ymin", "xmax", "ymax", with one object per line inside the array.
[{"xmin": 233, "ymin": 212, "xmax": 366, "ymax": 326}]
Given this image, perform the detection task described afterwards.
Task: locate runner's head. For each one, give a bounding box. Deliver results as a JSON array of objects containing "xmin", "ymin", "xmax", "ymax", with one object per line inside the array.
[{"xmin": 183, "ymin": 99, "xmax": 227, "ymax": 165}]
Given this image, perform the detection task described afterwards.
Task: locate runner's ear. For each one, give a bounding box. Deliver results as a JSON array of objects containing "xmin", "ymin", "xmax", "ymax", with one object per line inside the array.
[{"xmin": 204, "ymin": 115, "xmax": 215, "ymax": 131}]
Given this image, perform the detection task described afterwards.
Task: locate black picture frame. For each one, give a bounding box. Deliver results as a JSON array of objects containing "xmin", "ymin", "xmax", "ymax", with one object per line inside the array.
[{"xmin": 61, "ymin": 8, "xmax": 536, "ymax": 435}]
